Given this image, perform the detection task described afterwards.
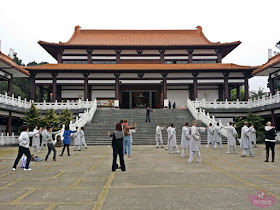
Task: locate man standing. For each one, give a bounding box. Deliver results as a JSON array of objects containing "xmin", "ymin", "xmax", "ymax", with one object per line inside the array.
[
  {"xmin": 181, "ymin": 122, "xmax": 191, "ymax": 158},
  {"xmin": 167, "ymin": 123, "xmax": 179, "ymax": 154},
  {"xmin": 250, "ymin": 123, "xmax": 257, "ymax": 148},
  {"xmin": 155, "ymin": 122, "xmax": 164, "ymax": 148},
  {"xmin": 146, "ymin": 106, "xmax": 154, "ymax": 123},
  {"xmin": 226, "ymin": 122, "xmax": 238, "ymax": 154},
  {"xmin": 206, "ymin": 123, "xmax": 214, "ymax": 148},
  {"xmin": 213, "ymin": 123, "xmax": 222, "ymax": 149},
  {"xmin": 188, "ymin": 121, "xmax": 205, "ymax": 163},
  {"xmin": 240, "ymin": 122, "xmax": 254, "ymax": 157}
]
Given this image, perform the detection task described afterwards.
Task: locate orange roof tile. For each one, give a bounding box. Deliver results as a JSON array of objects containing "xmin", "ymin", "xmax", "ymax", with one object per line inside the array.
[
  {"xmin": 25, "ymin": 63, "xmax": 257, "ymax": 72},
  {"xmin": 0, "ymin": 52, "xmax": 30, "ymax": 76},
  {"xmin": 253, "ymin": 53, "xmax": 280, "ymax": 76},
  {"xmin": 39, "ymin": 26, "xmax": 240, "ymax": 47}
]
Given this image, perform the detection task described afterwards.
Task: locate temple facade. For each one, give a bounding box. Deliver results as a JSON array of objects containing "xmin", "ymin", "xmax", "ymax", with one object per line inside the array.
[{"xmin": 25, "ymin": 26, "xmax": 257, "ymax": 108}]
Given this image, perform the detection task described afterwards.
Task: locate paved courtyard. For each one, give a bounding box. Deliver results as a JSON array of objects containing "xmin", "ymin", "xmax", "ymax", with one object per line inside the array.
[{"xmin": 0, "ymin": 144, "xmax": 279, "ymax": 209}]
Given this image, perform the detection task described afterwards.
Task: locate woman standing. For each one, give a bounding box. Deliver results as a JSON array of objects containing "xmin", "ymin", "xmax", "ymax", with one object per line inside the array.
[
  {"xmin": 80, "ymin": 127, "xmax": 88, "ymax": 149},
  {"xmin": 109, "ymin": 122, "xmax": 126, "ymax": 171},
  {"xmin": 60, "ymin": 125, "xmax": 76, "ymax": 156},
  {"xmin": 44, "ymin": 126, "xmax": 60, "ymax": 161},
  {"xmin": 264, "ymin": 122, "xmax": 277, "ymax": 162},
  {"xmin": 32, "ymin": 125, "xmax": 40, "ymax": 153}
]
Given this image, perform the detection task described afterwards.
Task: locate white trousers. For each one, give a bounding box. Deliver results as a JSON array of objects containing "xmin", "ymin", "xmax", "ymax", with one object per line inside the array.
[
  {"xmin": 188, "ymin": 151, "xmax": 201, "ymax": 163},
  {"xmin": 181, "ymin": 148, "xmax": 189, "ymax": 157},
  {"xmin": 214, "ymin": 141, "xmax": 223, "ymax": 149},
  {"xmin": 227, "ymin": 142, "xmax": 237, "ymax": 153},
  {"xmin": 156, "ymin": 138, "xmax": 163, "ymax": 147},
  {"xmin": 242, "ymin": 148, "xmax": 254, "ymax": 156},
  {"xmin": 74, "ymin": 144, "xmax": 81, "ymax": 151},
  {"xmin": 81, "ymin": 143, "xmax": 87, "ymax": 148},
  {"xmin": 32, "ymin": 145, "xmax": 40, "ymax": 152},
  {"xmin": 169, "ymin": 146, "xmax": 179, "ymax": 153}
]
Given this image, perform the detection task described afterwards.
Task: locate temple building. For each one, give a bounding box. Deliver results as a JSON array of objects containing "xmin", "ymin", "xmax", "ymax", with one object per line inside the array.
[{"xmin": 25, "ymin": 26, "xmax": 258, "ymax": 108}]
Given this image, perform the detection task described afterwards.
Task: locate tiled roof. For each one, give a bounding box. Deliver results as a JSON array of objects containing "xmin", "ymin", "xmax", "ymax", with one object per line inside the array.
[
  {"xmin": 253, "ymin": 53, "xmax": 280, "ymax": 75},
  {"xmin": 25, "ymin": 63, "xmax": 257, "ymax": 71},
  {"xmin": 39, "ymin": 26, "xmax": 241, "ymax": 47},
  {"xmin": 0, "ymin": 52, "xmax": 30, "ymax": 76}
]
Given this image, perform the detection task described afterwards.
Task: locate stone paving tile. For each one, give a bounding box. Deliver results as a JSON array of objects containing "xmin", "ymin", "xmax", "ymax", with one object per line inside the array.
[
  {"xmin": 0, "ymin": 189, "xmax": 28, "ymax": 202},
  {"xmin": 77, "ymin": 177, "xmax": 108, "ymax": 188},
  {"xmin": 55, "ymin": 204, "xmax": 94, "ymax": 210},
  {"xmin": 0, "ymin": 205, "xmax": 47, "ymax": 210},
  {"xmin": 9, "ymin": 179, "xmax": 76, "ymax": 189},
  {"xmin": 19, "ymin": 189, "xmax": 101, "ymax": 203}
]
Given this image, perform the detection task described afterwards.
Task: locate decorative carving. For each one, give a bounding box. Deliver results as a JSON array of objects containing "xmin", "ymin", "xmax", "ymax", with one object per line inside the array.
[
  {"xmin": 115, "ymin": 49, "xmax": 121, "ymax": 54},
  {"xmin": 159, "ymin": 49, "xmax": 165, "ymax": 54},
  {"xmin": 215, "ymin": 48, "xmax": 222, "ymax": 53},
  {"xmin": 114, "ymin": 72, "xmax": 121, "ymax": 78},
  {"xmin": 223, "ymin": 72, "xmax": 229, "ymax": 77},
  {"xmin": 87, "ymin": 49, "xmax": 93, "ymax": 54},
  {"xmin": 138, "ymin": 72, "xmax": 145, "ymax": 78},
  {"xmin": 56, "ymin": 48, "xmax": 64, "ymax": 53},
  {"xmin": 192, "ymin": 72, "xmax": 199, "ymax": 77},
  {"xmin": 161, "ymin": 72, "xmax": 168, "ymax": 78},
  {"xmin": 137, "ymin": 49, "xmax": 143, "ymax": 54},
  {"xmin": 83, "ymin": 72, "xmax": 89, "ymax": 78},
  {"xmin": 187, "ymin": 49, "xmax": 193, "ymax": 54},
  {"xmin": 51, "ymin": 72, "xmax": 58, "ymax": 78},
  {"xmin": 243, "ymin": 71, "xmax": 251, "ymax": 77}
]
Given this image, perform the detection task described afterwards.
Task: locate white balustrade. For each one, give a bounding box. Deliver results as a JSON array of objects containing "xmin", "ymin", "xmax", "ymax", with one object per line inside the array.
[{"xmin": 0, "ymin": 133, "xmax": 19, "ymax": 145}]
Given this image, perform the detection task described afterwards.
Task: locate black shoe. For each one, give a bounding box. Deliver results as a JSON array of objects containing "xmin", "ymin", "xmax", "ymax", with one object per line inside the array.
[
  {"xmin": 68, "ymin": 154, "xmax": 71, "ymax": 156},
  {"xmin": 122, "ymin": 169, "xmax": 126, "ymax": 172},
  {"xmin": 59, "ymin": 154, "xmax": 63, "ymax": 156},
  {"xmin": 53, "ymin": 158, "xmax": 56, "ymax": 161}
]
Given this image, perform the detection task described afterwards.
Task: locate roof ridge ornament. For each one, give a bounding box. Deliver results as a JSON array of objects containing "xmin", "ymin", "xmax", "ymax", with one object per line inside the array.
[
  {"xmin": 75, "ymin": 25, "xmax": 81, "ymax": 32},
  {"xmin": 196, "ymin": 26, "xmax": 202, "ymax": 32}
]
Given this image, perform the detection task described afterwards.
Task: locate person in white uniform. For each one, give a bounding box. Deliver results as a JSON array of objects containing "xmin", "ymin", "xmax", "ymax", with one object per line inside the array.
[
  {"xmin": 80, "ymin": 127, "xmax": 87, "ymax": 149},
  {"xmin": 188, "ymin": 121, "xmax": 206, "ymax": 163},
  {"xmin": 155, "ymin": 122, "xmax": 164, "ymax": 148},
  {"xmin": 73, "ymin": 126, "xmax": 81, "ymax": 151},
  {"xmin": 40, "ymin": 127, "xmax": 48, "ymax": 151},
  {"xmin": 206, "ymin": 123, "xmax": 214, "ymax": 148},
  {"xmin": 181, "ymin": 122, "xmax": 191, "ymax": 158},
  {"xmin": 167, "ymin": 123, "xmax": 179, "ymax": 154},
  {"xmin": 250, "ymin": 123, "xmax": 257, "ymax": 147},
  {"xmin": 213, "ymin": 123, "xmax": 222, "ymax": 149},
  {"xmin": 32, "ymin": 125, "xmax": 40, "ymax": 153},
  {"xmin": 226, "ymin": 122, "xmax": 238, "ymax": 154},
  {"xmin": 240, "ymin": 122, "xmax": 254, "ymax": 157}
]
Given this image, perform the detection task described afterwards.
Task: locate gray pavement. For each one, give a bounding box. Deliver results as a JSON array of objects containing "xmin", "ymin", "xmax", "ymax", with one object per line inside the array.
[{"xmin": 0, "ymin": 144, "xmax": 279, "ymax": 209}]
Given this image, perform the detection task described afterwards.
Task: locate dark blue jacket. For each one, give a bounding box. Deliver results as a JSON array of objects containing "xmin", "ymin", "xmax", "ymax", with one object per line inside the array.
[{"xmin": 63, "ymin": 130, "xmax": 76, "ymax": 145}]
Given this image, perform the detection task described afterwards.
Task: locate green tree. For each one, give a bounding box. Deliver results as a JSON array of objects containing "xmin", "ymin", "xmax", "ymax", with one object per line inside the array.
[
  {"xmin": 231, "ymin": 87, "xmax": 245, "ymax": 101},
  {"xmin": 22, "ymin": 103, "xmax": 42, "ymax": 129},
  {"xmin": 27, "ymin": 61, "xmax": 48, "ymax": 66},
  {"xmin": 59, "ymin": 108, "xmax": 73, "ymax": 127},
  {"xmin": 42, "ymin": 109, "xmax": 59, "ymax": 131},
  {"xmin": 250, "ymin": 88, "xmax": 266, "ymax": 100},
  {"xmin": 234, "ymin": 112, "xmax": 265, "ymax": 141}
]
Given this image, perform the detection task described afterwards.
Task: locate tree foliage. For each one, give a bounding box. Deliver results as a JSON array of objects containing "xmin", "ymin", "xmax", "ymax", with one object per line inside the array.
[
  {"xmin": 234, "ymin": 112, "xmax": 265, "ymax": 140},
  {"xmin": 42, "ymin": 109, "xmax": 59, "ymax": 131},
  {"xmin": 22, "ymin": 103, "xmax": 41, "ymax": 129},
  {"xmin": 230, "ymin": 87, "xmax": 245, "ymax": 101},
  {"xmin": 250, "ymin": 87, "xmax": 266, "ymax": 100},
  {"xmin": 59, "ymin": 108, "xmax": 73, "ymax": 127}
]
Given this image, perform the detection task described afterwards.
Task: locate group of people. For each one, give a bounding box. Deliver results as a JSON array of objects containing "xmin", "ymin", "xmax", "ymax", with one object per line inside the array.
[
  {"xmin": 155, "ymin": 120, "xmax": 206, "ymax": 163},
  {"xmin": 168, "ymin": 101, "xmax": 177, "ymax": 109},
  {"xmin": 108, "ymin": 120, "xmax": 136, "ymax": 171},
  {"xmin": 155, "ymin": 120, "xmax": 277, "ymax": 164},
  {"xmin": 12, "ymin": 124, "xmax": 88, "ymax": 171}
]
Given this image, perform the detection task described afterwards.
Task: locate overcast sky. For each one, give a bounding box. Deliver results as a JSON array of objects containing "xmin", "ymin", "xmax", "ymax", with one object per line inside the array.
[{"xmin": 1, "ymin": 0, "xmax": 279, "ymax": 91}]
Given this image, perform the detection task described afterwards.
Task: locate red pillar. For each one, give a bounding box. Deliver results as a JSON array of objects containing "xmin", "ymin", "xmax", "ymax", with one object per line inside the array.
[
  {"xmin": 192, "ymin": 72, "xmax": 198, "ymax": 99},
  {"xmin": 188, "ymin": 49, "xmax": 193, "ymax": 63},
  {"xmin": 51, "ymin": 73, "xmax": 58, "ymax": 102},
  {"xmin": 271, "ymin": 110, "xmax": 276, "ymax": 126},
  {"xmin": 83, "ymin": 73, "xmax": 89, "ymax": 100},
  {"xmin": 236, "ymin": 85, "xmax": 241, "ymax": 100},
  {"xmin": 159, "ymin": 49, "xmax": 165, "ymax": 64},
  {"xmin": 223, "ymin": 72, "xmax": 229, "ymax": 100},
  {"xmin": 269, "ymin": 77, "xmax": 275, "ymax": 95},
  {"xmin": 57, "ymin": 49, "xmax": 64, "ymax": 63},
  {"xmin": 218, "ymin": 85, "xmax": 224, "ymax": 100},
  {"xmin": 30, "ymin": 72, "xmax": 36, "ymax": 101},
  {"xmin": 114, "ymin": 73, "xmax": 120, "ymax": 100},
  {"xmin": 115, "ymin": 50, "xmax": 121, "ymax": 64},
  {"xmin": 6, "ymin": 111, "xmax": 12, "ymax": 134},
  {"xmin": 244, "ymin": 76, "xmax": 249, "ymax": 101},
  {"xmin": 8, "ymin": 76, "xmax": 13, "ymax": 96},
  {"xmin": 87, "ymin": 49, "xmax": 93, "ymax": 64}
]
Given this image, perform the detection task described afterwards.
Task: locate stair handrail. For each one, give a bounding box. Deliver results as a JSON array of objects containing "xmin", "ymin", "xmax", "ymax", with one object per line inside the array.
[{"xmin": 187, "ymin": 99, "xmax": 227, "ymax": 137}]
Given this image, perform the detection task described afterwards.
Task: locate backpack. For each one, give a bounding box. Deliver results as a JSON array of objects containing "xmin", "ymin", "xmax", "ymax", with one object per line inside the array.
[{"xmin": 33, "ymin": 156, "xmax": 43, "ymax": 162}]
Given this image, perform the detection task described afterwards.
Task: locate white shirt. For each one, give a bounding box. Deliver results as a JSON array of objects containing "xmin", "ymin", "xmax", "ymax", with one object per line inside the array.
[{"xmin": 18, "ymin": 130, "xmax": 39, "ymax": 148}]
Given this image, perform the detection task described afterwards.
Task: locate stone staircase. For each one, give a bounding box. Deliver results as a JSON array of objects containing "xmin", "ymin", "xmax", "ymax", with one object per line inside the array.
[{"xmin": 84, "ymin": 108, "xmax": 226, "ymax": 145}]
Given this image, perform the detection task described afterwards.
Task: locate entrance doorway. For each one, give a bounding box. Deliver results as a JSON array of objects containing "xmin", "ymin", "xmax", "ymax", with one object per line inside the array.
[{"xmin": 121, "ymin": 90, "xmax": 161, "ymax": 109}]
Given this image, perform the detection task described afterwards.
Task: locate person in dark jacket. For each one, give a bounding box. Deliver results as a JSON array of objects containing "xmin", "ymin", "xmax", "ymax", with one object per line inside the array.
[
  {"xmin": 146, "ymin": 106, "xmax": 154, "ymax": 123},
  {"xmin": 173, "ymin": 102, "xmax": 176, "ymax": 109},
  {"xmin": 108, "ymin": 123, "xmax": 126, "ymax": 171},
  {"xmin": 264, "ymin": 121, "xmax": 277, "ymax": 162},
  {"xmin": 60, "ymin": 125, "xmax": 76, "ymax": 156},
  {"xmin": 168, "ymin": 101, "xmax": 171, "ymax": 109}
]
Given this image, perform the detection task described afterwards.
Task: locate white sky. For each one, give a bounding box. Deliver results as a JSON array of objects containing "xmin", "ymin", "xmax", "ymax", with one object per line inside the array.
[{"xmin": 1, "ymin": 0, "xmax": 279, "ymax": 91}]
